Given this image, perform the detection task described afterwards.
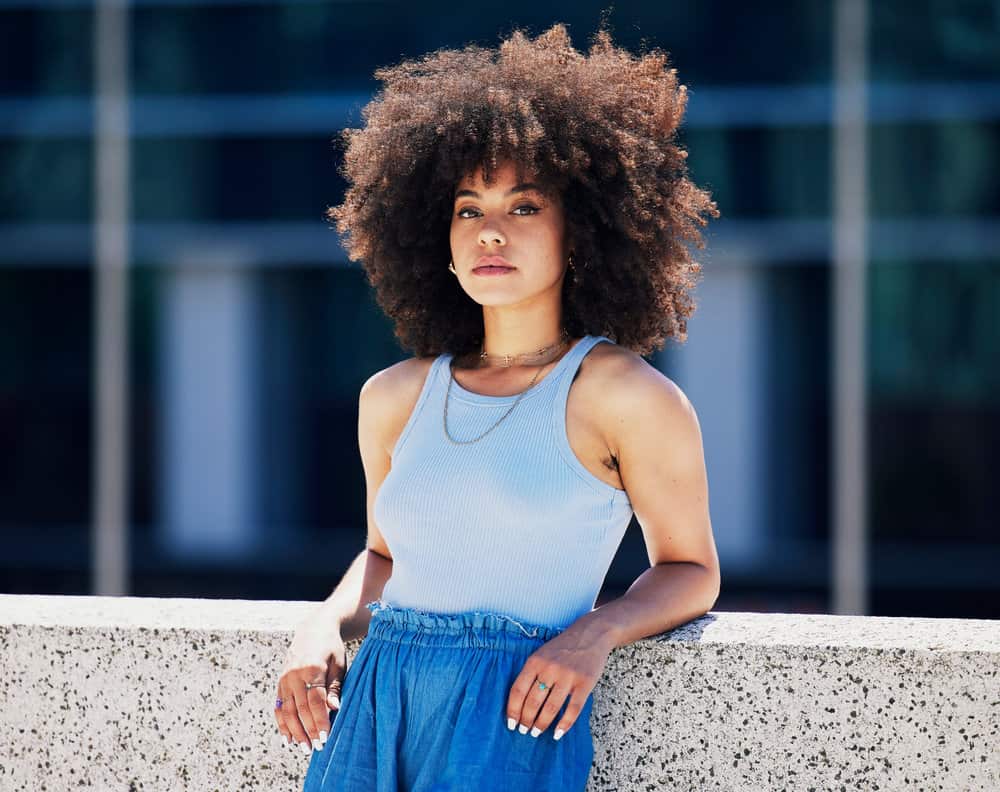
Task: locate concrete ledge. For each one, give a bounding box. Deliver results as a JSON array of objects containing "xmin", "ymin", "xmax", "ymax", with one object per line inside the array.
[{"xmin": 1, "ymin": 594, "xmax": 997, "ymax": 790}]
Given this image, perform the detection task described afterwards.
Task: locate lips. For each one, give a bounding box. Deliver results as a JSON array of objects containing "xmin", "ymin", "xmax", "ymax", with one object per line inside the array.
[{"xmin": 473, "ymin": 255, "xmax": 514, "ymax": 271}]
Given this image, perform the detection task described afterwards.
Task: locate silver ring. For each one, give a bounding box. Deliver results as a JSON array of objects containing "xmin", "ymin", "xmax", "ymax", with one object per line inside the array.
[{"xmin": 304, "ymin": 682, "xmax": 327, "ymax": 690}]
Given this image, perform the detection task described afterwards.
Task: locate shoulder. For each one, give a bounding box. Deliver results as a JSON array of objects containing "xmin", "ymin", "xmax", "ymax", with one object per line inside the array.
[
  {"xmin": 361, "ymin": 354, "xmax": 438, "ymax": 404},
  {"xmin": 359, "ymin": 354, "xmax": 441, "ymax": 456},
  {"xmin": 580, "ymin": 341, "xmax": 699, "ymax": 449}
]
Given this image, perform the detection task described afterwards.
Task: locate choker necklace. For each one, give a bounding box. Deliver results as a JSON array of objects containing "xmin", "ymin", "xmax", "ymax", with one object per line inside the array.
[
  {"xmin": 443, "ymin": 329, "xmax": 573, "ymax": 445},
  {"xmin": 477, "ymin": 329, "xmax": 571, "ymax": 368}
]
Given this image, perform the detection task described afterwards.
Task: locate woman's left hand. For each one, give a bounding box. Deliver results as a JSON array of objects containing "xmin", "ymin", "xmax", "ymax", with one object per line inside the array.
[{"xmin": 505, "ymin": 620, "xmax": 615, "ymax": 741}]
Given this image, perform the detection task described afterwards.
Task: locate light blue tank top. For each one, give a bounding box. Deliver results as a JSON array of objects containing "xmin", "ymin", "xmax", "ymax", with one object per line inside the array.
[{"xmin": 373, "ymin": 335, "xmax": 634, "ymax": 629}]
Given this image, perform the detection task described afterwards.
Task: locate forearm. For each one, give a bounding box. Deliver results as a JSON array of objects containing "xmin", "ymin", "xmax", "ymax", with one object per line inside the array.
[
  {"xmin": 311, "ymin": 548, "xmax": 393, "ymax": 643},
  {"xmin": 573, "ymin": 561, "xmax": 720, "ymax": 651}
]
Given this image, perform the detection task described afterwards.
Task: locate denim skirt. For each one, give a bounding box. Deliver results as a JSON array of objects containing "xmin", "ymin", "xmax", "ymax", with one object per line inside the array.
[{"xmin": 300, "ymin": 600, "xmax": 595, "ymax": 791}]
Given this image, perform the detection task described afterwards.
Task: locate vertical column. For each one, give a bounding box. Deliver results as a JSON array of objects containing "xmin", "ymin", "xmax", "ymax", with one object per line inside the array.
[
  {"xmin": 159, "ymin": 256, "xmax": 257, "ymax": 561},
  {"xmin": 831, "ymin": 0, "xmax": 870, "ymax": 615},
  {"xmin": 672, "ymin": 260, "xmax": 764, "ymax": 571},
  {"xmin": 91, "ymin": 0, "xmax": 131, "ymax": 596}
]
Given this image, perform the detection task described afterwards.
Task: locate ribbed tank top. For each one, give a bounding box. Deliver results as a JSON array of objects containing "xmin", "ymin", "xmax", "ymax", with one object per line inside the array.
[{"xmin": 373, "ymin": 335, "xmax": 634, "ymax": 630}]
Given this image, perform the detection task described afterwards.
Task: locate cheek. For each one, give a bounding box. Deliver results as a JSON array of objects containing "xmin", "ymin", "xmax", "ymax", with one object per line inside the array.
[
  {"xmin": 449, "ymin": 218, "xmax": 472, "ymax": 244},
  {"xmin": 540, "ymin": 229, "xmax": 566, "ymax": 271}
]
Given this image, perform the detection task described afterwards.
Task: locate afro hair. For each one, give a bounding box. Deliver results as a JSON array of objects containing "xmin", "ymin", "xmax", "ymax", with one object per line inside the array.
[{"xmin": 329, "ymin": 23, "xmax": 719, "ymax": 358}]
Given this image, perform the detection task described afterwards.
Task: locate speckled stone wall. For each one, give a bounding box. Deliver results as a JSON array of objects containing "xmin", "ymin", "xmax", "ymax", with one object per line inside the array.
[{"xmin": 1, "ymin": 595, "xmax": 997, "ymax": 791}]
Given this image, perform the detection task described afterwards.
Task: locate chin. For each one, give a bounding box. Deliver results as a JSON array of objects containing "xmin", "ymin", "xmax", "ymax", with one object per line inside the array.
[
  {"xmin": 465, "ymin": 277, "xmax": 562, "ymax": 305},
  {"xmin": 467, "ymin": 292, "xmax": 523, "ymax": 308}
]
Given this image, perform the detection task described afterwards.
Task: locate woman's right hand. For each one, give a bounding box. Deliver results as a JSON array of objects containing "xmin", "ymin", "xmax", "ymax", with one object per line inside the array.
[{"xmin": 274, "ymin": 620, "xmax": 347, "ymax": 755}]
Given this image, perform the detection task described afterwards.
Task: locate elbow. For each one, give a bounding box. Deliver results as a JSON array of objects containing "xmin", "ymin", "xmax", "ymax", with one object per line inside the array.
[{"xmin": 703, "ymin": 562, "xmax": 721, "ymax": 613}]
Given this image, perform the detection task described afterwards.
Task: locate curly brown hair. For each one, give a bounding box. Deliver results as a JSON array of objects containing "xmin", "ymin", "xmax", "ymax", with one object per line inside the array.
[{"xmin": 328, "ymin": 23, "xmax": 719, "ymax": 358}]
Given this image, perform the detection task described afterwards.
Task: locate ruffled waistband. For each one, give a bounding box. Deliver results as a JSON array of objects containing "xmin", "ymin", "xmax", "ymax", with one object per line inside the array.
[{"xmin": 364, "ymin": 599, "xmax": 564, "ymax": 650}]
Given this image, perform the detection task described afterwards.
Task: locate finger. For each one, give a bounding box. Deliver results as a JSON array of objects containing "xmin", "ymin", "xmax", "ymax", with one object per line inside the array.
[
  {"xmin": 306, "ymin": 681, "xmax": 332, "ymax": 745},
  {"xmin": 294, "ymin": 679, "xmax": 322, "ymax": 748},
  {"xmin": 326, "ymin": 673, "xmax": 343, "ymax": 711},
  {"xmin": 517, "ymin": 675, "xmax": 556, "ymax": 735},
  {"xmin": 551, "ymin": 689, "xmax": 587, "ymax": 741},
  {"xmin": 273, "ymin": 682, "xmax": 292, "ymax": 746},
  {"xmin": 505, "ymin": 662, "xmax": 538, "ymax": 732},
  {"xmin": 278, "ymin": 680, "xmax": 311, "ymax": 753},
  {"xmin": 527, "ymin": 681, "xmax": 571, "ymax": 737}
]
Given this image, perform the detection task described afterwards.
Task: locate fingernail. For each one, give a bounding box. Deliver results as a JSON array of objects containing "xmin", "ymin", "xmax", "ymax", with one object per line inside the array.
[
  {"xmin": 530, "ymin": 726, "xmax": 541, "ymax": 738},
  {"xmin": 311, "ymin": 738, "xmax": 322, "ymax": 751},
  {"xmin": 554, "ymin": 728, "xmax": 565, "ymax": 741},
  {"xmin": 299, "ymin": 741, "xmax": 311, "ymax": 756},
  {"xmin": 319, "ymin": 730, "xmax": 328, "ymax": 744},
  {"xmin": 518, "ymin": 724, "xmax": 528, "ymax": 735},
  {"xmin": 507, "ymin": 718, "xmax": 516, "ymax": 731}
]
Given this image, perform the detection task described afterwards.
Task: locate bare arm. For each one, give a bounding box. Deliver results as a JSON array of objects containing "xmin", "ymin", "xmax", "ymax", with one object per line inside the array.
[
  {"xmin": 580, "ymin": 356, "xmax": 720, "ymax": 649},
  {"xmin": 310, "ymin": 548, "xmax": 393, "ymax": 643},
  {"xmin": 299, "ymin": 361, "xmax": 406, "ymax": 642}
]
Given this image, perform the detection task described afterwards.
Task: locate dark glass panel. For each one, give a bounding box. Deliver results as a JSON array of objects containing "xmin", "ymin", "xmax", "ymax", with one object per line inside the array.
[
  {"xmin": 0, "ymin": 267, "xmax": 92, "ymax": 533},
  {"xmin": 0, "ymin": 137, "xmax": 93, "ymax": 223},
  {"xmin": 759, "ymin": 261, "xmax": 832, "ymax": 545},
  {"xmin": 131, "ymin": 135, "xmax": 344, "ymax": 222},
  {"xmin": 869, "ymin": 257, "xmax": 1000, "ymax": 545},
  {"xmin": 870, "ymin": 0, "xmax": 1000, "ymax": 82},
  {"xmin": 0, "ymin": 7, "xmax": 93, "ymax": 95},
  {"xmin": 869, "ymin": 120, "xmax": 1000, "ymax": 217},
  {"xmin": 129, "ymin": 0, "xmax": 832, "ymax": 95},
  {"xmin": 685, "ymin": 125, "xmax": 832, "ymax": 219}
]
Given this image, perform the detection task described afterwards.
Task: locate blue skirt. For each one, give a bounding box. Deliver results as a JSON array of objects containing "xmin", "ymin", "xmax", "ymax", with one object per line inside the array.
[{"xmin": 301, "ymin": 600, "xmax": 594, "ymax": 791}]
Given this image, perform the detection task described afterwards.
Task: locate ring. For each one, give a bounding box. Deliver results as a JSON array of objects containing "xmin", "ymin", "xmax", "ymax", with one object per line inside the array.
[
  {"xmin": 304, "ymin": 682, "xmax": 326, "ymax": 690},
  {"xmin": 537, "ymin": 681, "xmax": 549, "ymax": 691},
  {"xmin": 275, "ymin": 698, "xmax": 283, "ymax": 709}
]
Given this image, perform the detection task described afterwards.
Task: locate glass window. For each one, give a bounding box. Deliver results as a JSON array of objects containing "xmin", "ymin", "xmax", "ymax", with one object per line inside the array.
[
  {"xmin": 0, "ymin": 7, "xmax": 93, "ymax": 96},
  {"xmin": 870, "ymin": 1, "xmax": 1000, "ymax": 81},
  {"xmin": 869, "ymin": 256, "xmax": 1000, "ymax": 542},
  {"xmin": 685, "ymin": 126, "xmax": 832, "ymax": 219},
  {"xmin": 870, "ymin": 120, "xmax": 1000, "ymax": 217},
  {"xmin": 0, "ymin": 267, "xmax": 92, "ymax": 592},
  {"xmin": 131, "ymin": 136, "xmax": 345, "ymax": 222},
  {"xmin": 0, "ymin": 138, "xmax": 93, "ymax": 223}
]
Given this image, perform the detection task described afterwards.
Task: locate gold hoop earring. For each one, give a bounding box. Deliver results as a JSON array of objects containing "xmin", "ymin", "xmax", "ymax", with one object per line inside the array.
[{"xmin": 448, "ymin": 260, "xmax": 457, "ymax": 275}]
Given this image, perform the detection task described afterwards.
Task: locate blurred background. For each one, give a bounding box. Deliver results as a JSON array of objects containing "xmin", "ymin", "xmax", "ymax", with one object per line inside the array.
[{"xmin": 1, "ymin": 0, "xmax": 997, "ymax": 618}]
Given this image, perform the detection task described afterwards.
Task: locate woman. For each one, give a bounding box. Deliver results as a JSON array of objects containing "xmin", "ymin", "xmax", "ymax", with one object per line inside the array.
[{"xmin": 275, "ymin": 23, "xmax": 721, "ymax": 791}]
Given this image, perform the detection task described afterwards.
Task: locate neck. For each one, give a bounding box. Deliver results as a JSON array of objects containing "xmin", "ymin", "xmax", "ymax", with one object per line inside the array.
[{"xmin": 480, "ymin": 305, "xmax": 566, "ymax": 358}]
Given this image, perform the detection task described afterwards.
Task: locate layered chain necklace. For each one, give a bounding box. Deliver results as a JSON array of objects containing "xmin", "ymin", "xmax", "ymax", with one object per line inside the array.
[{"xmin": 443, "ymin": 329, "xmax": 571, "ymax": 445}]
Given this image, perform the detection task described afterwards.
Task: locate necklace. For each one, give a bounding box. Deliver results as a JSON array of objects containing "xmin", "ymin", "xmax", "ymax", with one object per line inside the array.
[
  {"xmin": 478, "ymin": 329, "xmax": 571, "ymax": 368},
  {"xmin": 443, "ymin": 330, "xmax": 572, "ymax": 445}
]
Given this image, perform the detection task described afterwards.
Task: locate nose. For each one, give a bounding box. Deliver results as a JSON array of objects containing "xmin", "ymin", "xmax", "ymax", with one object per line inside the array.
[{"xmin": 477, "ymin": 224, "xmax": 506, "ymax": 247}]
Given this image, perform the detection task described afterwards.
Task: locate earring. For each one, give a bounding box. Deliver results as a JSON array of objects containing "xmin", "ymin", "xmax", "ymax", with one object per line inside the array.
[
  {"xmin": 448, "ymin": 260, "xmax": 457, "ymax": 275},
  {"xmin": 568, "ymin": 253, "xmax": 576, "ymax": 269}
]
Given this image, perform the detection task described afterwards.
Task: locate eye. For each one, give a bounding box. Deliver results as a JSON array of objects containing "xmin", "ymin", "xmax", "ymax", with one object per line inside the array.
[{"xmin": 455, "ymin": 203, "xmax": 541, "ymax": 219}]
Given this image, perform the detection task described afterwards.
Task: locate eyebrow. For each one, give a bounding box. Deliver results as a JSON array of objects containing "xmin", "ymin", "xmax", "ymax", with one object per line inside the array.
[{"xmin": 453, "ymin": 182, "xmax": 545, "ymax": 200}]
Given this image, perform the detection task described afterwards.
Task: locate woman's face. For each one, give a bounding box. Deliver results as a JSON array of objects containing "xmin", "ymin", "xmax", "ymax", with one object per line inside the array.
[{"xmin": 449, "ymin": 160, "xmax": 569, "ymax": 309}]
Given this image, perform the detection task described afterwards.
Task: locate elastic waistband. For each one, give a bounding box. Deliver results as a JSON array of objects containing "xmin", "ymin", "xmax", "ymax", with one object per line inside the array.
[{"xmin": 364, "ymin": 599, "xmax": 564, "ymax": 651}]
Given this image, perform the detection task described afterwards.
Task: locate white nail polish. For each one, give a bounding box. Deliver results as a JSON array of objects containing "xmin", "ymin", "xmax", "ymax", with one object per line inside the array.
[
  {"xmin": 319, "ymin": 730, "xmax": 328, "ymax": 744},
  {"xmin": 507, "ymin": 718, "xmax": 516, "ymax": 731},
  {"xmin": 530, "ymin": 726, "xmax": 541, "ymax": 738},
  {"xmin": 518, "ymin": 723, "xmax": 528, "ymax": 735},
  {"xmin": 311, "ymin": 738, "xmax": 322, "ymax": 751},
  {"xmin": 299, "ymin": 741, "xmax": 311, "ymax": 756},
  {"xmin": 554, "ymin": 728, "xmax": 565, "ymax": 741}
]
